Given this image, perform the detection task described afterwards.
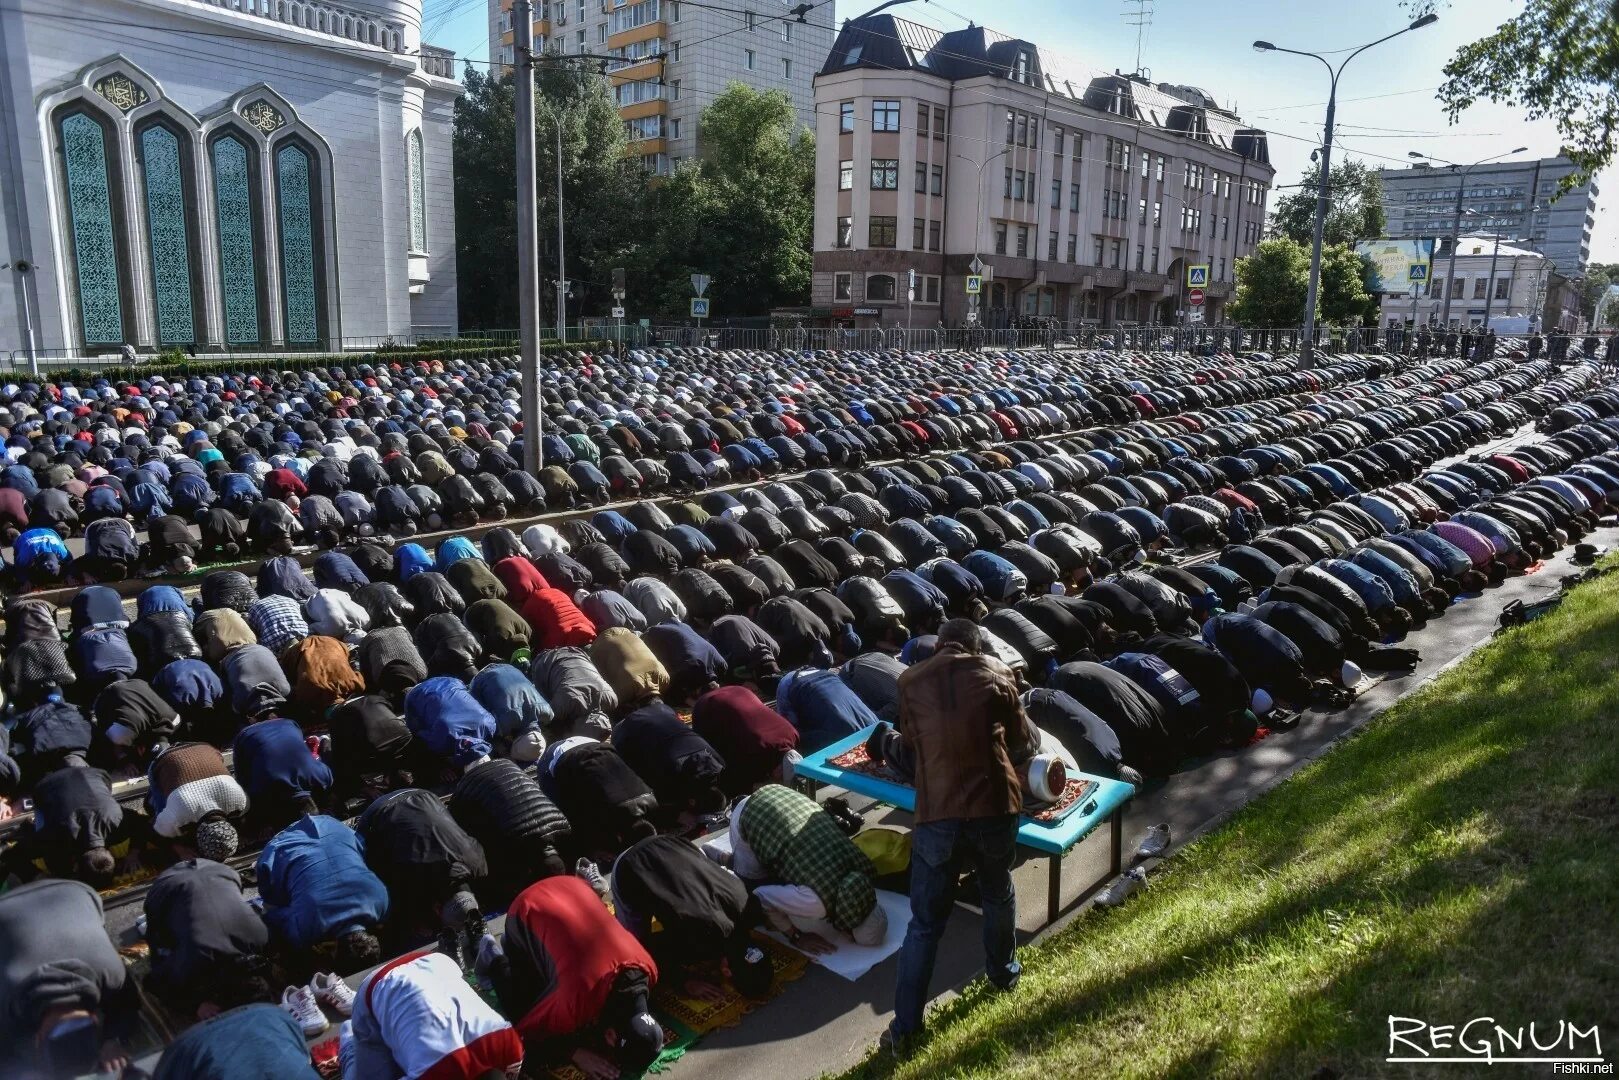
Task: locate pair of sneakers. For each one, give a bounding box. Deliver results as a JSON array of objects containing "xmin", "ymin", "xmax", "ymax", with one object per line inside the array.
[{"xmin": 281, "ymin": 973, "xmax": 355, "ymax": 1036}]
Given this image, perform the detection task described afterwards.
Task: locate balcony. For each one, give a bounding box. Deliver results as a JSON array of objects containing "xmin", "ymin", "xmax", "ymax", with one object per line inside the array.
[
  {"xmin": 191, "ymin": 0, "xmax": 409, "ymax": 53},
  {"xmin": 608, "ymin": 19, "xmax": 665, "ymax": 48},
  {"xmin": 419, "ymin": 44, "xmax": 456, "ymax": 79}
]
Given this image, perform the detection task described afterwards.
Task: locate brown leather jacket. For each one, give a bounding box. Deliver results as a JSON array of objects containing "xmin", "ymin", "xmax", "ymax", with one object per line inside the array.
[{"xmin": 896, "ymin": 644, "xmax": 1034, "ymax": 824}]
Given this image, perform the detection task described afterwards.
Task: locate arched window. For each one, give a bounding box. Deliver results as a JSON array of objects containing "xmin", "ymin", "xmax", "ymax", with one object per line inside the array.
[
  {"xmin": 407, "ymin": 128, "xmax": 427, "ymax": 253},
  {"xmin": 136, "ymin": 121, "xmax": 201, "ymax": 345},
  {"xmin": 55, "ymin": 108, "xmax": 130, "ymax": 346},
  {"xmin": 210, "ymin": 132, "xmax": 264, "ymax": 345},
  {"xmin": 866, "ymin": 274, "xmax": 896, "ymax": 301},
  {"xmin": 275, "ymin": 140, "xmax": 326, "ymax": 345}
]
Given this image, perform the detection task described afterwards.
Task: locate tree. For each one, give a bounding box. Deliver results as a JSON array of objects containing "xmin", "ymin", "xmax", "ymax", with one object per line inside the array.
[
  {"xmin": 452, "ymin": 61, "xmax": 647, "ymax": 331},
  {"xmin": 1230, "ymin": 238, "xmax": 1375, "ymax": 327},
  {"xmin": 1414, "ymin": 0, "xmax": 1619, "ymax": 191},
  {"xmin": 1270, "ymin": 159, "xmax": 1386, "ymax": 248},
  {"xmin": 1229, "ymin": 238, "xmax": 1309, "ymax": 327},
  {"xmin": 1319, "ymin": 245, "xmax": 1378, "ymax": 326},
  {"xmin": 1580, "ymin": 263, "xmax": 1616, "ymax": 326}
]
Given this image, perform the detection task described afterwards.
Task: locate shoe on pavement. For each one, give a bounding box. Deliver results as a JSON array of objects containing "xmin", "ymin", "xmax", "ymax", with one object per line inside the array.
[
  {"xmin": 576, "ymin": 857, "xmax": 609, "ymax": 900},
  {"xmin": 309, "ymin": 972, "xmax": 355, "ymax": 1017},
  {"xmin": 1135, "ymin": 823, "xmax": 1171, "ymax": 860},
  {"xmin": 878, "ymin": 1023, "xmax": 917, "ymax": 1061},
  {"xmin": 281, "ymin": 984, "xmax": 329, "ymax": 1036},
  {"xmin": 1094, "ymin": 866, "xmax": 1147, "ymax": 909}
]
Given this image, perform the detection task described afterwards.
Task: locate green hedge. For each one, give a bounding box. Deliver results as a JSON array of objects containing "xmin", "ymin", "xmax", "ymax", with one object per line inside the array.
[{"xmin": 32, "ymin": 341, "xmax": 587, "ymax": 383}]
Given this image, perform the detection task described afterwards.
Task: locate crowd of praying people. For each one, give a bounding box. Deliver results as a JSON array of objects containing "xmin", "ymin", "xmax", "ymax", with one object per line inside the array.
[{"xmin": 0, "ymin": 342, "xmax": 1617, "ymax": 1079}]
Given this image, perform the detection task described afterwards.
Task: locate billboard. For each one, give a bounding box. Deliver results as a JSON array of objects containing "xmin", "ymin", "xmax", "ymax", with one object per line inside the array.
[{"xmin": 1357, "ymin": 238, "xmax": 1436, "ymax": 294}]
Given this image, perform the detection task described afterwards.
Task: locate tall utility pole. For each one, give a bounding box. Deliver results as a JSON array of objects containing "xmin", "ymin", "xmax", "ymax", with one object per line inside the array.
[
  {"xmin": 513, "ymin": 0, "xmax": 543, "ymax": 474},
  {"xmin": 1254, "ymin": 12, "xmax": 1436, "ymax": 366},
  {"xmin": 1408, "ymin": 146, "xmax": 1526, "ymax": 327}
]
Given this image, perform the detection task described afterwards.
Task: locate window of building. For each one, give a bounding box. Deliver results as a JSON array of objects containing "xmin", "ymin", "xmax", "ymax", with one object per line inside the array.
[
  {"xmin": 928, "ymin": 219, "xmax": 940, "ymax": 250},
  {"xmin": 670, "ymin": 0, "xmax": 679, "ymax": 18},
  {"xmin": 1070, "ymin": 183, "xmax": 1080, "ymax": 212},
  {"xmin": 995, "ymin": 223, "xmax": 1008, "ymax": 254},
  {"xmin": 1028, "ymin": 117, "xmax": 1038, "ymax": 148},
  {"xmin": 1048, "ymin": 231, "xmax": 1058, "ymax": 260},
  {"xmin": 744, "ymin": 49, "xmax": 755, "ymax": 69},
  {"xmin": 1140, "ymin": 153, "xmax": 1148, "ymax": 178},
  {"xmin": 840, "ymin": 101, "xmax": 854, "ymax": 133},
  {"xmin": 836, "ymin": 215, "xmax": 852, "ymax": 247},
  {"xmin": 406, "ymin": 129, "xmax": 426, "ymax": 254},
  {"xmin": 1153, "ymin": 200, "xmax": 1161, "ymax": 226},
  {"xmin": 1138, "ymin": 197, "xmax": 1147, "ymax": 225},
  {"xmin": 872, "ymin": 99, "xmax": 900, "ymax": 131},
  {"xmin": 913, "ymin": 217, "xmax": 925, "ymax": 249},
  {"xmin": 1016, "ymin": 113, "xmax": 1028, "ymax": 146},
  {"xmin": 210, "ymin": 131, "xmax": 264, "ymax": 345},
  {"xmin": 1155, "ymin": 156, "xmax": 1164, "ymax": 182},
  {"xmin": 1094, "ymin": 237, "xmax": 1104, "ymax": 265},
  {"xmin": 1052, "ymin": 179, "xmax": 1062, "ymax": 209},
  {"xmin": 1016, "ymin": 226, "xmax": 1029, "ymax": 257},
  {"xmin": 1110, "ymin": 239, "xmax": 1121, "ymax": 268},
  {"xmin": 869, "ymin": 215, "xmax": 897, "ymax": 247},
  {"xmin": 670, "ymin": 117, "xmax": 680, "ymax": 139},
  {"xmin": 597, "ymin": 22, "xmax": 606, "ymax": 42},
  {"xmin": 915, "ymin": 162, "xmax": 927, "ymax": 193},
  {"xmin": 1218, "ymin": 256, "xmax": 1226, "ymax": 280},
  {"xmin": 670, "ymin": 79, "xmax": 681, "ymax": 100},
  {"xmin": 1151, "ymin": 246, "xmax": 1159, "ymax": 272},
  {"xmin": 1073, "ymin": 132, "xmax": 1083, "ymax": 160},
  {"xmin": 576, "ymin": 0, "xmax": 584, "ymax": 18},
  {"xmin": 930, "ymin": 164, "xmax": 942, "ymax": 195},
  {"xmin": 782, "ymin": 58, "xmax": 791, "ymax": 79},
  {"xmin": 274, "ymin": 141, "xmax": 324, "ymax": 344},
  {"xmin": 933, "ymin": 106, "xmax": 947, "ymax": 139},
  {"xmin": 136, "ymin": 120, "xmax": 201, "ymax": 345},
  {"xmin": 1053, "ymin": 126, "xmax": 1064, "ymax": 156},
  {"xmin": 924, "ymin": 275, "xmax": 940, "ymax": 303},
  {"xmin": 1221, "ymin": 215, "xmax": 1229, "ymax": 240},
  {"xmin": 1135, "ymin": 244, "xmax": 1144, "ymax": 270},
  {"xmin": 833, "ymin": 271, "xmax": 851, "ymax": 301},
  {"xmin": 1473, "ymin": 277, "xmax": 1487, "ymax": 298},
  {"xmin": 1004, "ymin": 167, "xmax": 1013, "ymax": 199},
  {"xmin": 917, "ymin": 103, "xmax": 929, "ymax": 136},
  {"xmin": 1494, "ymin": 277, "xmax": 1510, "ymax": 300},
  {"xmin": 1013, "ymin": 48, "xmax": 1031, "ymax": 83},
  {"xmin": 782, "ymin": 19, "xmax": 791, "ymax": 41},
  {"xmin": 1006, "ymin": 109, "xmax": 1016, "ymax": 145},
  {"xmin": 1013, "ymin": 171, "xmax": 1025, "ymax": 201},
  {"xmin": 575, "ymin": 28, "xmax": 584, "ymax": 50},
  {"xmin": 867, "ymin": 273, "xmax": 895, "ymax": 300},
  {"xmin": 870, "ymin": 158, "xmax": 898, "ymax": 189},
  {"xmin": 838, "ymin": 159, "xmax": 852, "ymax": 190}
]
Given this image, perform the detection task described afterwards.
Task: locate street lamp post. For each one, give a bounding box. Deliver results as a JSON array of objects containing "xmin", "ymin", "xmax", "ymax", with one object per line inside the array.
[
  {"xmin": 954, "ymin": 147, "xmax": 1011, "ymax": 341},
  {"xmin": 1408, "ymin": 146, "xmax": 1528, "ymax": 327},
  {"xmin": 1254, "ymin": 13, "xmax": 1437, "ymax": 367}
]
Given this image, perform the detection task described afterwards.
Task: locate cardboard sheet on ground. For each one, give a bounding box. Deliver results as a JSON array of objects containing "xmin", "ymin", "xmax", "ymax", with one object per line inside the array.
[{"xmin": 764, "ymin": 888, "xmax": 911, "ymax": 981}]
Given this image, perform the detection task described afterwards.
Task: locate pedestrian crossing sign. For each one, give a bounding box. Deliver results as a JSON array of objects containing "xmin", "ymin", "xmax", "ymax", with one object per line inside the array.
[
  {"xmin": 965, "ymin": 275, "xmax": 982, "ymax": 295},
  {"xmin": 1408, "ymin": 264, "xmax": 1429, "ymax": 282},
  {"xmin": 1187, "ymin": 264, "xmax": 1209, "ymax": 287}
]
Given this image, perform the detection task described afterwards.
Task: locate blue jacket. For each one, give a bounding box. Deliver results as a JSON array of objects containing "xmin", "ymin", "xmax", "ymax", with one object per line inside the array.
[
  {"xmin": 1321, "ymin": 558, "xmax": 1398, "ymax": 612},
  {"xmin": 154, "ymin": 1003, "xmax": 321, "ymax": 1080},
  {"xmin": 256, "ymin": 814, "xmax": 388, "ymax": 949},
  {"xmin": 233, "ymin": 717, "xmax": 333, "ymax": 805},
  {"xmin": 13, "ymin": 527, "xmax": 68, "ymax": 575},
  {"xmin": 774, "ymin": 668, "xmax": 880, "ymax": 753},
  {"xmin": 404, "ymin": 676, "xmax": 495, "ymax": 766},
  {"xmin": 393, "ymin": 543, "xmax": 433, "ymax": 582},
  {"xmin": 469, "ymin": 662, "xmax": 553, "ymax": 741},
  {"xmin": 434, "ymin": 536, "xmax": 481, "ymax": 574}
]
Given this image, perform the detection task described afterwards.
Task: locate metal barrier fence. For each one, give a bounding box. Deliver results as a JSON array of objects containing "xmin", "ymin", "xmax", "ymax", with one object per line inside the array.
[{"xmin": 6, "ymin": 325, "xmax": 1534, "ymax": 373}]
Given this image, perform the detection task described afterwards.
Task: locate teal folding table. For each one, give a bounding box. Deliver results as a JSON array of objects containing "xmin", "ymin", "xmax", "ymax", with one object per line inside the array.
[{"xmin": 794, "ymin": 729, "xmax": 1136, "ymax": 923}]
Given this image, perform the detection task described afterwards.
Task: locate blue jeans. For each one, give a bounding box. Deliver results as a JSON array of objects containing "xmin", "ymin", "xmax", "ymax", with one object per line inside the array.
[{"xmin": 892, "ymin": 814, "xmax": 1020, "ymax": 1036}]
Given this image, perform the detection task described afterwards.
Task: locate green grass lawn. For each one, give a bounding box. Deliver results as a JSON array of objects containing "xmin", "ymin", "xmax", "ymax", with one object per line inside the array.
[{"xmin": 840, "ymin": 567, "xmax": 1619, "ymax": 1080}]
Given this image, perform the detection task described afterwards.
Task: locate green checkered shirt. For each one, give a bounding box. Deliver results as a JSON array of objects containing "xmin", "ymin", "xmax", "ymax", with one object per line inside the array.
[{"xmin": 738, "ymin": 784, "xmax": 875, "ymax": 932}]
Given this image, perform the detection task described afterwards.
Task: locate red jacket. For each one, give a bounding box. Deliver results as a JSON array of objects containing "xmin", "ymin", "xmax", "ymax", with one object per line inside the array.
[
  {"xmin": 493, "ymin": 557, "xmax": 550, "ymax": 611},
  {"xmin": 506, "ymin": 876, "xmax": 657, "ymax": 1039},
  {"xmin": 521, "ymin": 588, "xmax": 597, "ymax": 648}
]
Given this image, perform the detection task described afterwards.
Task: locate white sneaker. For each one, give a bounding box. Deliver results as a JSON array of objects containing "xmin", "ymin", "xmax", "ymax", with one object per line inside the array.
[
  {"xmin": 1094, "ymin": 866, "xmax": 1147, "ymax": 909},
  {"xmin": 1135, "ymin": 823, "xmax": 1172, "ymax": 860},
  {"xmin": 281, "ymin": 984, "xmax": 329, "ymax": 1035},
  {"xmin": 309, "ymin": 972, "xmax": 355, "ymax": 1017},
  {"xmin": 576, "ymin": 857, "xmax": 609, "ymax": 900}
]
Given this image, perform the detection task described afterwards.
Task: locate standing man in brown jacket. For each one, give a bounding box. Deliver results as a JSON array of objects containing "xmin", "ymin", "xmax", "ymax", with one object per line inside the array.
[{"xmin": 885, "ymin": 618, "xmax": 1034, "ymax": 1054}]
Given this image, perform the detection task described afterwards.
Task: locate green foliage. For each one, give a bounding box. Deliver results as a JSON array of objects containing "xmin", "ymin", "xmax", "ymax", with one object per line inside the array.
[
  {"xmin": 454, "ymin": 75, "xmax": 813, "ymax": 325},
  {"xmin": 1229, "ymin": 238, "xmax": 1309, "ymax": 327},
  {"xmin": 1231, "ymin": 238, "xmax": 1375, "ymax": 327},
  {"xmin": 1418, "ymin": 0, "xmax": 1619, "ymax": 192},
  {"xmin": 1269, "ymin": 159, "xmax": 1386, "ymax": 247},
  {"xmin": 1581, "ymin": 263, "xmax": 1616, "ymax": 327}
]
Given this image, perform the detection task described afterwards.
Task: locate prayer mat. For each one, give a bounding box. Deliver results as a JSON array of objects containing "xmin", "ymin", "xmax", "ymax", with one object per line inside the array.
[
  {"xmin": 1024, "ymin": 777, "xmax": 1099, "ymax": 825},
  {"xmin": 827, "ymin": 741, "xmax": 909, "ymax": 785}
]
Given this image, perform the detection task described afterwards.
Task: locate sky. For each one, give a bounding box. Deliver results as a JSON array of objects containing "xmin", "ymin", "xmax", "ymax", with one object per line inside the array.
[{"xmin": 423, "ymin": 0, "xmax": 1617, "ymax": 264}]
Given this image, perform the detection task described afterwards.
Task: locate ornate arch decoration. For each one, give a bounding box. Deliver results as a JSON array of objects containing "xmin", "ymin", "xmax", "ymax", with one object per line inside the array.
[
  {"xmin": 35, "ymin": 58, "xmax": 169, "ymax": 349},
  {"xmin": 203, "ymin": 85, "xmax": 340, "ymax": 347},
  {"xmin": 126, "ymin": 92, "xmax": 207, "ymax": 347}
]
